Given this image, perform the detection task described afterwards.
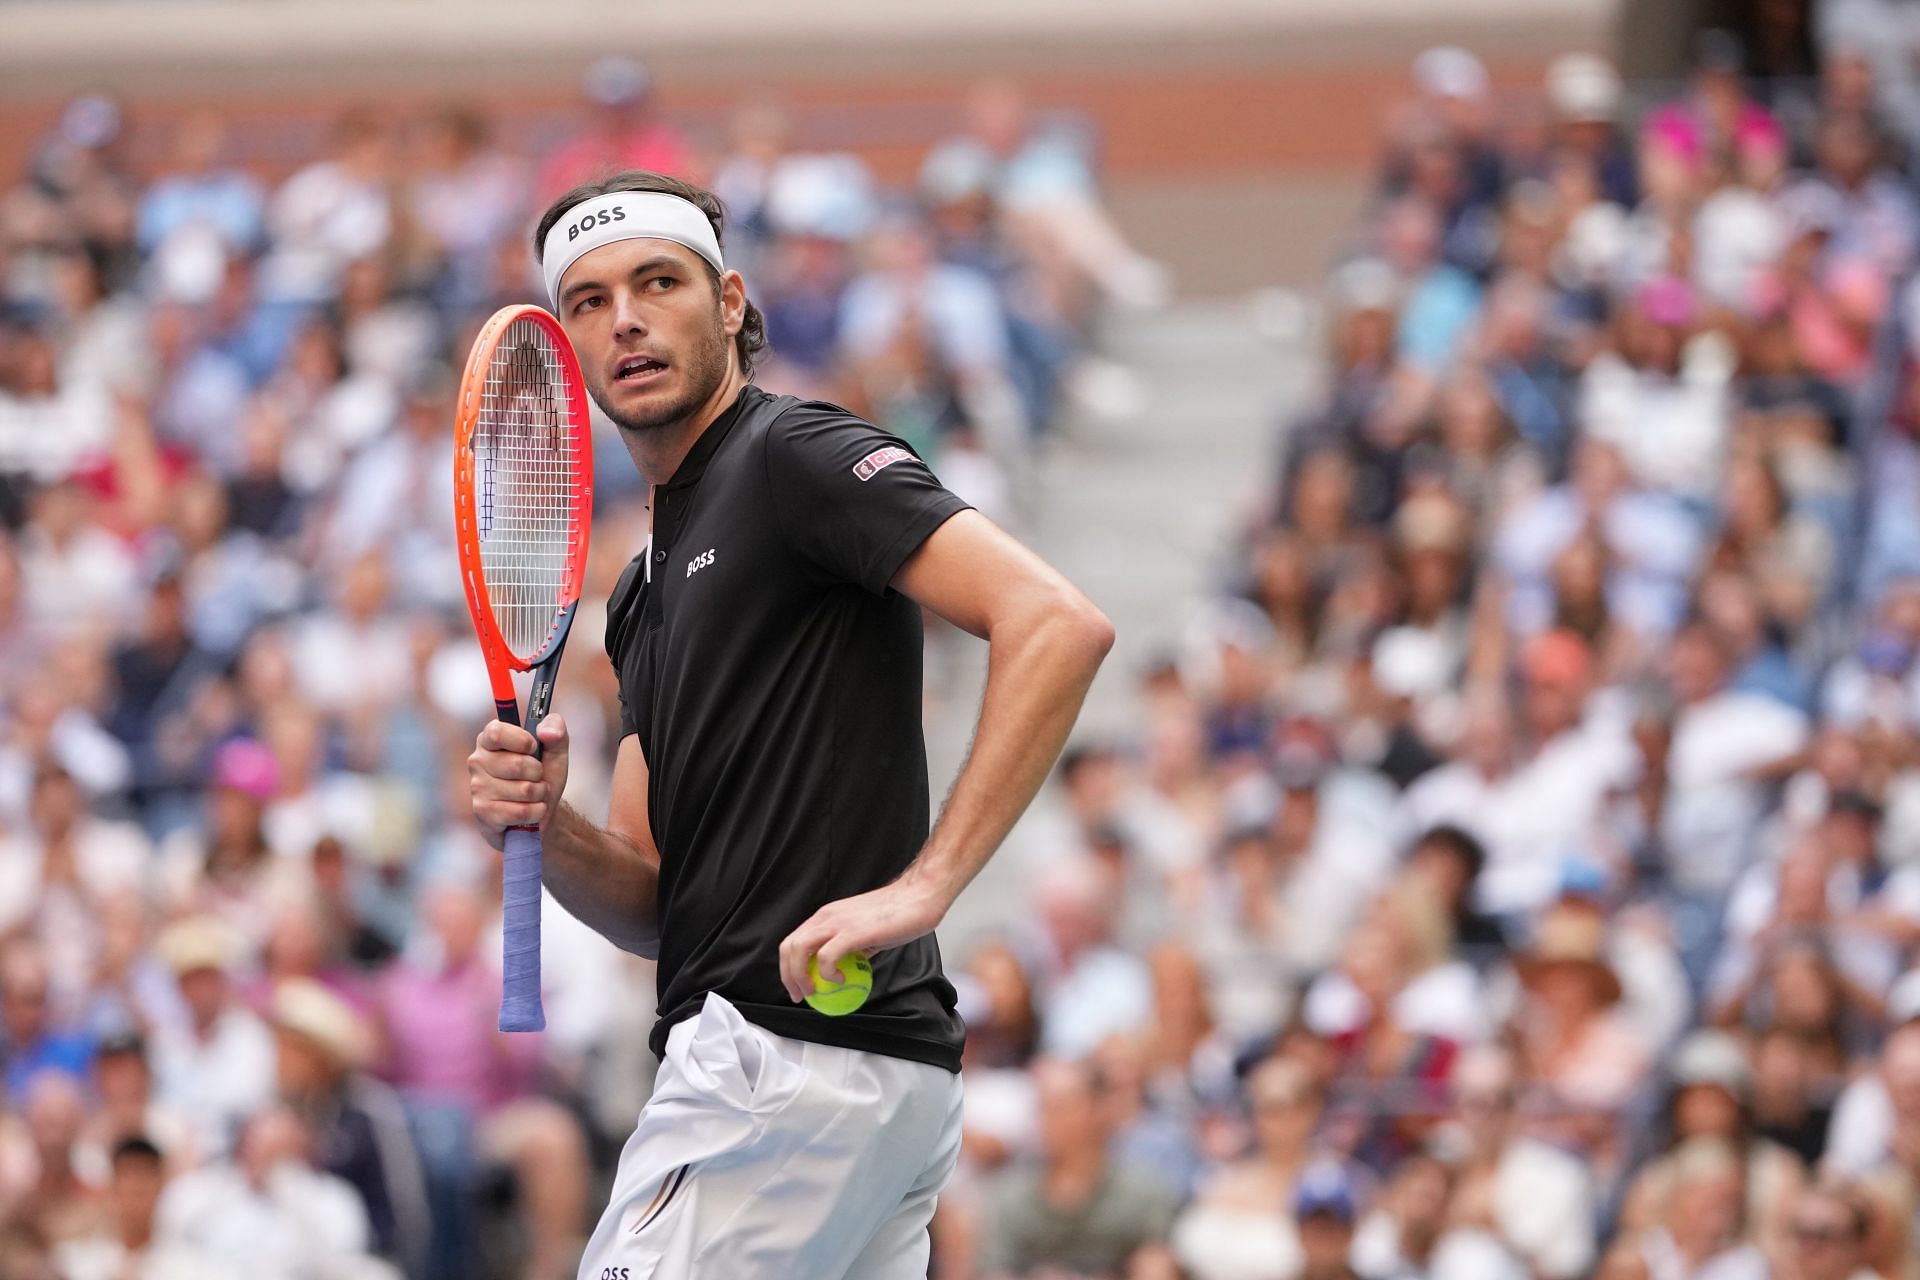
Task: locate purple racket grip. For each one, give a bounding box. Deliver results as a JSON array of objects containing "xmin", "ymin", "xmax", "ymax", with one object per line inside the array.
[{"xmin": 499, "ymin": 825, "xmax": 545, "ymax": 1032}]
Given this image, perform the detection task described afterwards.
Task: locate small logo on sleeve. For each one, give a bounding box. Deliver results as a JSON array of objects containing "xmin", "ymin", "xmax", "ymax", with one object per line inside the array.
[{"xmin": 852, "ymin": 446, "xmax": 913, "ymax": 482}]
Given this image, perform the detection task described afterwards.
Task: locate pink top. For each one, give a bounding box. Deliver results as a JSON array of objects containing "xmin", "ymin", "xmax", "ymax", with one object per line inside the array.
[
  {"xmin": 378, "ymin": 957, "xmax": 540, "ymax": 1112},
  {"xmin": 537, "ymin": 126, "xmax": 697, "ymax": 200}
]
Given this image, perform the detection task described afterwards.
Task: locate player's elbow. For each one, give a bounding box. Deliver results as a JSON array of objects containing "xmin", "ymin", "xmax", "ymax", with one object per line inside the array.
[
  {"xmin": 1053, "ymin": 592, "xmax": 1115, "ymax": 673},
  {"xmin": 1079, "ymin": 601, "xmax": 1117, "ymax": 664},
  {"xmin": 984, "ymin": 574, "xmax": 1112, "ymax": 672}
]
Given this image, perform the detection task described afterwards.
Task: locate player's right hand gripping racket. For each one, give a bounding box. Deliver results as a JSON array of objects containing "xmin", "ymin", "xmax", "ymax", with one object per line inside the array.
[{"xmin": 454, "ymin": 304, "xmax": 593, "ymax": 1033}]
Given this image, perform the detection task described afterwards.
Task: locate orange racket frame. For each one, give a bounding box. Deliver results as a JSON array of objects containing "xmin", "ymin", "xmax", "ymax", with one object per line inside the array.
[
  {"xmin": 453, "ymin": 303, "xmax": 594, "ymax": 709},
  {"xmin": 452, "ymin": 302, "xmax": 593, "ymax": 1033}
]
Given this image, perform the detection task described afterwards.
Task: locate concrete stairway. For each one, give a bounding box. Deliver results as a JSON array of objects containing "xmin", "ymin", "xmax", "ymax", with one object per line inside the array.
[{"xmin": 929, "ymin": 294, "xmax": 1321, "ymax": 947}]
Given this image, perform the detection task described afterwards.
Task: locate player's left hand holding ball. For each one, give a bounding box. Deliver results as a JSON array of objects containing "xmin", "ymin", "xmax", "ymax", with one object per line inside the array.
[{"xmin": 777, "ymin": 875, "xmax": 949, "ymax": 1006}]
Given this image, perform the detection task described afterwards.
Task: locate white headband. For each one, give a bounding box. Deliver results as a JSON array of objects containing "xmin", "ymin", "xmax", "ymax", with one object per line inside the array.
[{"xmin": 541, "ymin": 191, "xmax": 725, "ymax": 309}]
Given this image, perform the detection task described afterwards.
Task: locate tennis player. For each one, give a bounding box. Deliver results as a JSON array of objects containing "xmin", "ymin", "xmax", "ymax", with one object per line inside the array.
[{"xmin": 466, "ymin": 170, "xmax": 1114, "ymax": 1278}]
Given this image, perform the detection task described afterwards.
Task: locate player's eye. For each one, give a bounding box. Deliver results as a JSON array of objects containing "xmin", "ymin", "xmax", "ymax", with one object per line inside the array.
[
  {"xmin": 648, "ymin": 276, "xmax": 676, "ymax": 292},
  {"xmin": 573, "ymin": 295, "xmax": 604, "ymax": 315}
]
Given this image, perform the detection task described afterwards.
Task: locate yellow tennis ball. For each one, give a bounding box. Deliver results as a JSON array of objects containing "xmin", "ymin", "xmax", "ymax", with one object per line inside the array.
[{"xmin": 806, "ymin": 951, "xmax": 872, "ymax": 1016}]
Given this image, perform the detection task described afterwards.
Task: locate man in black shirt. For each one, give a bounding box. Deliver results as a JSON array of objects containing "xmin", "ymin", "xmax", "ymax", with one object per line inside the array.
[{"xmin": 468, "ymin": 171, "xmax": 1112, "ymax": 1278}]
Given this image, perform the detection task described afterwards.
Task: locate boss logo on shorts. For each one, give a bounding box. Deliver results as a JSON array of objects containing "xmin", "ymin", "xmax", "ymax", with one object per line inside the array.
[
  {"xmin": 567, "ymin": 205, "xmax": 628, "ymax": 241},
  {"xmin": 853, "ymin": 446, "xmax": 912, "ymax": 482},
  {"xmin": 685, "ymin": 548, "xmax": 716, "ymax": 579}
]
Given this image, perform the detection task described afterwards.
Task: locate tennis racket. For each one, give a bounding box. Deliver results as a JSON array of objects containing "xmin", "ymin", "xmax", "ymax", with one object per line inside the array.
[{"xmin": 454, "ymin": 304, "xmax": 593, "ymax": 1033}]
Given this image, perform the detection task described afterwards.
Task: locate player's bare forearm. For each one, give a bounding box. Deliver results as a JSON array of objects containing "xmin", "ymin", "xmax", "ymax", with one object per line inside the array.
[
  {"xmin": 901, "ymin": 600, "xmax": 1111, "ymax": 907},
  {"xmin": 777, "ymin": 510, "xmax": 1112, "ymax": 998},
  {"xmin": 470, "ymin": 719, "xmax": 662, "ymax": 959},
  {"xmin": 542, "ymin": 801, "xmax": 662, "ymax": 959}
]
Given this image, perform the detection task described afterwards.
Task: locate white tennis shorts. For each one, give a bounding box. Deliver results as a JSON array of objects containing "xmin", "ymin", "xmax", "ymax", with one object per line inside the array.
[{"xmin": 577, "ymin": 991, "xmax": 964, "ymax": 1280}]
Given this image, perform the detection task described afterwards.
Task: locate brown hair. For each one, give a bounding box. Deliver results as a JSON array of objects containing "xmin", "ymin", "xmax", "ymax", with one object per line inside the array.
[{"xmin": 533, "ymin": 170, "xmax": 768, "ymax": 378}]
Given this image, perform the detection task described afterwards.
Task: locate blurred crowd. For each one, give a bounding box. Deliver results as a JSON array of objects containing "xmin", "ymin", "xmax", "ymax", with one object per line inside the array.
[
  {"xmin": 932, "ymin": 4, "xmax": 1920, "ymax": 1280},
  {"xmin": 17, "ymin": 0, "xmax": 1920, "ymax": 1278},
  {"xmin": 0, "ymin": 54, "xmax": 1161, "ymax": 1280}
]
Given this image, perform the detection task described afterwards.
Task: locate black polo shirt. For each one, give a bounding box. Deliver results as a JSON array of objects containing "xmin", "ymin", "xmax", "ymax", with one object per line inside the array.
[{"xmin": 604, "ymin": 385, "xmax": 970, "ymax": 1071}]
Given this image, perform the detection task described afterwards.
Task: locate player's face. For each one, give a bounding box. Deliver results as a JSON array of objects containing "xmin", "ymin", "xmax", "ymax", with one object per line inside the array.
[{"xmin": 556, "ymin": 238, "xmax": 743, "ymax": 434}]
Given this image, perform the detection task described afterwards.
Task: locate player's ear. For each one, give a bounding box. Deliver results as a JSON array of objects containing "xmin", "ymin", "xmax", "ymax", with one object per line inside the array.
[{"xmin": 718, "ymin": 269, "xmax": 747, "ymax": 338}]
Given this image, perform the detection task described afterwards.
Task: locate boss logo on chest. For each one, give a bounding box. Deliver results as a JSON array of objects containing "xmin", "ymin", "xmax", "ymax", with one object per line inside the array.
[{"xmin": 685, "ymin": 548, "xmax": 716, "ymax": 579}]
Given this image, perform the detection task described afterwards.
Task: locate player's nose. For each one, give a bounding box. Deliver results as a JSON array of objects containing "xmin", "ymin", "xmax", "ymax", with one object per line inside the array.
[{"xmin": 609, "ymin": 291, "xmax": 651, "ymax": 337}]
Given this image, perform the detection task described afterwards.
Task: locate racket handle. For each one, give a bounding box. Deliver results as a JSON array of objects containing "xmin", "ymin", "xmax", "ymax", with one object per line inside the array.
[{"xmin": 499, "ymin": 826, "xmax": 546, "ymax": 1033}]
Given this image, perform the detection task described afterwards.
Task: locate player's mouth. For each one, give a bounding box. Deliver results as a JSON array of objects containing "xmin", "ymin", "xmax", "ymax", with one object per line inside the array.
[{"xmin": 612, "ymin": 354, "xmax": 670, "ymax": 386}]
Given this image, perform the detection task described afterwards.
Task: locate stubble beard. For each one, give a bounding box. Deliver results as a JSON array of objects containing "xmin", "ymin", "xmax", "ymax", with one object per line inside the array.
[{"xmin": 589, "ymin": 311, "xmax": 732, "ymax": 437}]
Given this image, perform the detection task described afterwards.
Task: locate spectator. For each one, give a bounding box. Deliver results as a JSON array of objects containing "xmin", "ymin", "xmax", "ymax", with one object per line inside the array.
[
  {"xmin": 838, "ymin": 213, "xmax": 1029, "ymax": 473},
  {"xmin": 1693, "ymin": 114, "xmax": 1788, "ymax": 314},
  {"xmin": 925, "ymin": 79, "xmax": 1168, "ymax": 316},
  {"xmin": 1350, "ymin": 1151, "xmax": 1452, "ymax": 1279},
  {"xmin": 1750, "ymin": 1022, "xmax": 1837, "ymax": 1170},
  {"xmin": 1827, "ymin": 1016, "xmax": 1920, "ymax": 1230},
  {"xmin": 1777, "ymin": 1180, "xmax": 1875, "ymax": 1280},
  {"xmin": 52, "ymin": 1135, "xmax": 233, "ymax": 1280},
  {"xmin": 148, "ymin": 916, "xmax": 274, "ymax": 1157},
  {"xmin": 1629, "ymin": 1137, "xmax": 1769, "ymax": 1279},
  {"xmin": 1621, "ymin": 1031, "xmax": 1806, "ymax": 1265},
  {"xmin": 257, "ymin": 110, "xmax": 396, "ymax": 313},
  {"xmin": 136, "ymin": 110, "xmax": 264, "ymax": 260},
  {"xmin": 1435, "ymin": 1042, "xmax": 1597, "ymax": 1278},
  {"xmin": 1579, "ymin": 278, "xmax": 1735, "ymax": 507},
  {"xmin": 1493, "ymin": 434, "xmax": 1702, "ymax": 644},
  {"xmin": 376, "ymin": 880, "xmax": 585, "ymax": 1280},
  {"xmin": 1025, "ymin": 858, "xmax": 1153, "ymax": 1060},
  {"xmin": 11, "ymin": 1071, "xmax": 106, "ymax": 1251},
  {"xmin": 0, "ymin": 325, "xmax": 118, "ymax": 488},
  {"xmin": 1399, "ymin": 825, "xmax": 1506, "ymax": 962},
  {"xmin": 1375, "ymin": 196, "xmax": 1480, "ymax": 377},
  {"xmin": 1381, "ymin": 47, "xmax": 1504, "ymax": 252},
  {"xmin": 1826, "ymin": 991, "xmax": 1920, "ymax": 1177},
  {"xmin": 1513, "ymin": 896, "xmax": 1652, "ymax": 1163},
  {"xmin": 1799, "ymin": 111, "xmax": 1916, "ymax": 279},
  {"xmin": 982, "ymin": 1057, "xmax": 1178, "ymax": 1279},
  {"xmin": 1089, "ymin": 1032, "xmax": 1205, "ymax": 1201},
  {"xmin": 1545, "ymin": 53, "xmax": 1636, "ymax": 208},
  {"xmin": 1294, "ymin": 1160, "xmax": 1364, "ymax": 1280},
  {"xmin": 78, "ymin": 1030, "xmax": 196, "ymax": 1173},
  {"xmin": 0, "ymin": 937, "xmax": 94, "ymax": 1102},
  {"xmin": 154, "ymin": 1105, "xmax": 397, "ymax": 1279},
  {"xmin": 404, "ymin": 106, "xmax": 527, "ymax": 315},
  {"xmin": 156, "ymin": 738, "xmax": 278, "ymax": 930},
  {"xmin": 1313, "ymin": 893, "xmax": 1473, "ymax": 1116},
  {"xmin": 1172, "ymin": 1055, "xmax": 1328, "ymax": 1279},
  {"xmin": 13, "ymin": 478, "xmax": 137, "ymax": 636},
  {"xmin": 271, "ymin": 977, "xmax": 430, "ymax": 1277},
  {"xmin": 537, "ymin": 57, "xmax": 695, "ymax": 198},
  {"xmin": 1659, "ymin": 617, "xmax": 1810, "ymax": 971}
]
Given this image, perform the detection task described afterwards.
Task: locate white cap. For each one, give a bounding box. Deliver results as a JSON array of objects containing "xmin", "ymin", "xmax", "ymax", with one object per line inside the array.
[
  {"xmin": 1373, "ymin": 626, "xmax": 1452, "ymax": 699},
  {"xmin": 1413, "ymin": 46, "xmax": 1490, "ymax": 101},
  {"xmin": 1547, "ymin": 53, "xmax": 1622, "ymax": 122},
  {"xmin": 1327, "ymin": 257, "xmax": 1401, "ymax": 315},
  {"xmin": 1671, "ymin": 1030, "xmax": 1752, "ymax": 1096}
]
